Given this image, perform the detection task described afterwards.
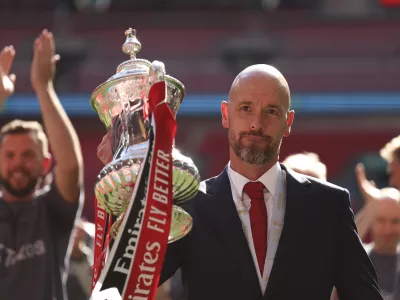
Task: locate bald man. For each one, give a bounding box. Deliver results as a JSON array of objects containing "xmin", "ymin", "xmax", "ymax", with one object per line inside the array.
[{"xmin": 98, "ymin": 65, "xmax": 383, "ymax": 300}]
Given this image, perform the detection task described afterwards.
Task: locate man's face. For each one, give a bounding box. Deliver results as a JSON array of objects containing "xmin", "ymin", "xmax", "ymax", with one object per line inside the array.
[
  {"xmin": 372, "ymin": 199, "xmax": 400, "ymax": 253},
  {"xmin": 222, "ymin": 75, "xmax": 294, "ymax": 165},
  {"xmin": 388, "ymin": 156, "xmax": 400, "ymax": 189},
  {"xmin": 0, "ymin": 133, "xmax": 44, "ymax": 198}
]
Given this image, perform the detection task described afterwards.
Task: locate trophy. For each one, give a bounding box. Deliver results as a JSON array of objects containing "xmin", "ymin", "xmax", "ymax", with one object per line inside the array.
[{"xmin": 91, "ymin": 28, "xmax": 200, "ymax": 244}]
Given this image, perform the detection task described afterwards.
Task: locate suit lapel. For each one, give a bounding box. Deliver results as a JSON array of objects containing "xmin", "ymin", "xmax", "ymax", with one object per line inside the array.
[
  {"xmin": 264, "ymin": 165, "xmax": 311, "ymax": 300},
  {"xmin": 206, "ymin": 169, "xmax": 263, "ymax": 299}
]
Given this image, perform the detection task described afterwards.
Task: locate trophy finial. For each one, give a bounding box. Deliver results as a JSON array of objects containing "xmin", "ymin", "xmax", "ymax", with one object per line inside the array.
[{"xmin": 122, "ymin": 28, "xmax": 142, "ymax": 60}]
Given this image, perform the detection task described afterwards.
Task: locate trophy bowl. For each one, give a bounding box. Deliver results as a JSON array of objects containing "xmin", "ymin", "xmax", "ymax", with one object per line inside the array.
[{"xmin": 91, "ymin": 28, "xmax": 199, "ymax": 243}]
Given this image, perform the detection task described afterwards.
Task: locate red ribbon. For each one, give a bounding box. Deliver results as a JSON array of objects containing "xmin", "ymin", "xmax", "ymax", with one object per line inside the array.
[
  {"xmin": 91, "ymin": 198, "xmax": 112, "ymax": 292},
  {"xmin": 122, "ymin": 81, "xmax": 175, "ymax": 299},
  {"xmin": 90, "ymin": 81, "xmax": 176, "ymax": 300}
]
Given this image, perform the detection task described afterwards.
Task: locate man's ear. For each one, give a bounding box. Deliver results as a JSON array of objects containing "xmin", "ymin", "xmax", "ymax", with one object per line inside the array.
[
  {"xmin": 283, "ymin": 110, "xmax": 295, "ymax": 137},
  {"xmin": 221, "ymin": 101, "xmax": 229, "ymax": 129},
  {"xmin": 42, "ymin": 153, "xmax": 53, "ymax": 176}
]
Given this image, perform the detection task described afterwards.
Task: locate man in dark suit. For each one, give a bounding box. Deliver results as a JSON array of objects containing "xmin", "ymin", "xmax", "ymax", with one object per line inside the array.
[
  {"xmin": 159, "ymin": 64, "xmax": 383, "ymax": 300},
  {"xmin": 97, "ymin": 64, "xmax": 383, "ymax": 300}
]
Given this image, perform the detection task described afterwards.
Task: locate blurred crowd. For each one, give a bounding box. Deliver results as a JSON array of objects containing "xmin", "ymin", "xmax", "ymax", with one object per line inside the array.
[{"xmin": 0, "ymin": 28, "xmax": 400, "ymax": 300}]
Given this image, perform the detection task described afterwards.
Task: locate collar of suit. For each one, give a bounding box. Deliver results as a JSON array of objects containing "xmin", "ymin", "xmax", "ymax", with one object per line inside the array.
[
  {"xmin": 227, "ymin": 162, "xmax": 281, "ymax": 200},
  {"xmin": 201, "ymin": 164, "xmax": 311, "ymax": 299}
]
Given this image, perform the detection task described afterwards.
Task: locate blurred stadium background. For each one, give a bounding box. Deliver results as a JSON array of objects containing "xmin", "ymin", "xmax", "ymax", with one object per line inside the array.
[{"xmin": 1, "ymin": 0, "xmax": 400, "ymax": 219}]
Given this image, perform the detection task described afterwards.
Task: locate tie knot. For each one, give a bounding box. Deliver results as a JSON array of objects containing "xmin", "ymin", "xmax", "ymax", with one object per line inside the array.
[{"xmin": 243, "ymin": 181, "xmax": 265, "ymax": 200}]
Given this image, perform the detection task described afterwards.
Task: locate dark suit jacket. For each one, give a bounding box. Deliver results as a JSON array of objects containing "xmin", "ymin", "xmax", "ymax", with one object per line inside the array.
[{"xmin": 160, "ymin": 165, "xmax": 383, "ymax": 300}]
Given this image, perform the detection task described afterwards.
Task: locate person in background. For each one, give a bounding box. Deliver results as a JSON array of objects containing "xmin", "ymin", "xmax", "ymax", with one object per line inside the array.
[
  {"xmin": 354, "ymin": 163, "xmax": 400, "ymax": 300},
  {"xmin": 282, "ymin": 151, "xmax": 327, "ymax": 181},
  {"xmin": 0, "ymin": 30, "xmax": 84, "ymax": 300},
  {"xmin": 66, "ymin": 218, "xmax": 94, "ymax": 300},
  {"xmin": 380, "ymin": 135, "xmax": 400, "ymax": 190}
]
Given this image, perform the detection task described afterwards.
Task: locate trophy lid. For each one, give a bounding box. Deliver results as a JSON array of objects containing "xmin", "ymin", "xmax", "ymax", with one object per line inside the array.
[
  {"xmin": 90, "ymin": 28, "xmax": 187, "ymax": 128},
  {"xmin": 115, "ymin": 28, "xmax": 151, "ymax": 76},
  {"xmin": 90, "ymin": 28, "xmax": 151, "ymax": 117}
]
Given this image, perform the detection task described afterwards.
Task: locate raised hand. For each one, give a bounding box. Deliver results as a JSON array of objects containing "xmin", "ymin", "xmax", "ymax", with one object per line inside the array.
[
  {"xmin": 30, "ymin": 29, "xmax": 60, "ymax": 91},
  {"xmin": 355, "ymin": 162, "xmax": 380, "ymax": 204},
  {"xmin": 0, "ymin": 45, "xmax": 16, "ymax": 104},
  {"xmin": 97, "ymin": 132, "xmax": 113, "ymax": 165}
]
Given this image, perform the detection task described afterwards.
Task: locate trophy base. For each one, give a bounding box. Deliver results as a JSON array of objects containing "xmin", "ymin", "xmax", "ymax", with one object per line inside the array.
[{"xmin": 94, "ymin": 142, "xmax": 148, "ymax": 216}]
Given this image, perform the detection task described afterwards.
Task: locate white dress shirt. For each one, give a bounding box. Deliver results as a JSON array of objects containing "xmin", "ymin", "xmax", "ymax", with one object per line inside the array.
[{"xmin": 227, "ymin": 162, "xmax": 284, "ymax": 295}]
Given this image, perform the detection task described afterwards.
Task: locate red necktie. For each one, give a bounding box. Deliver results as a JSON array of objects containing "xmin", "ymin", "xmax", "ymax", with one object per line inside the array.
[{"xmin": 243, "ymin": 181, "xmax": 268, "ymax": 274}]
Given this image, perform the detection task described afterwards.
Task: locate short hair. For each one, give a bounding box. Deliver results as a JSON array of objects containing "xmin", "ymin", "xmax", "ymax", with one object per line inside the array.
[
  {"xmin": 380, "ymin": 135, "xmax": 400, "ymax": 163},
  {"xmin": 283, "ymin": 152, "xmax": 327, "ymax": 181},
  {"xmin": 0, "ymin": 119, "xmax": 49, "ymax": 156}
]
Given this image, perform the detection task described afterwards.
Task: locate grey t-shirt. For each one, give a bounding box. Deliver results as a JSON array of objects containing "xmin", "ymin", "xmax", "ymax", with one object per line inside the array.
[
  {"xmin": 0, "ymin": 182, "xmax": 80, "ymax": 300},
  {"xmin": 366, "ymin": 244, "xmax": 400, "ymax": 300}
]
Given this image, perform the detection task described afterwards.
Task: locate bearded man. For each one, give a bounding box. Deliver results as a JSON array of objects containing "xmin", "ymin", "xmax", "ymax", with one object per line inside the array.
[
  {"xmin": 0, "ymin": 30, "xmax": 83, "ymax": 300},
  {"xmin": 97, "ymin": 64, "xmax": 383, "ymax": 300}
]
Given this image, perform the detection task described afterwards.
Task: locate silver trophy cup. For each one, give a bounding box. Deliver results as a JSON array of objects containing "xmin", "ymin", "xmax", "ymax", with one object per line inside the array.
[{"xmin": 91, "ymin": 28, "xmax": 200, "ymax": 242}]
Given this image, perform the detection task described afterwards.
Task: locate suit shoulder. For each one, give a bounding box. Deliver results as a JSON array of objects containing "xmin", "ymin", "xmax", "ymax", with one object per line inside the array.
[
  {"xmin": 310, "ymin": 176, "xmax": 347, "ymax": 193},
  {"xmin": 198, "ymin": 176, "xmax": 217, "ymax": 193},
  {"xmin": 295, "ymin": 172, "xmax": 350, "ymax": 201},
  {"xmin": 182, "ymin": 176, "xmax": 216, "ymax": 209},
  {"xmin": 291, "ymin": 173, "xmax": 352, "ymax": 214}
]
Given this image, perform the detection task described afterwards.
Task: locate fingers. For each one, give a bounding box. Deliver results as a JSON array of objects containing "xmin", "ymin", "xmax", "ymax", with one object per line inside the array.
[
  {"xmin": 33, "ymin": 37, "xmax": 42, "ymax": 57},
  {"xmin": 9, "ymin": 74, "xmax": 16, "ymax": 84},
  {"xmin": 41, "ymin": 29, "xmax": 55, "ymax": 50},
  {"xmin": 355, "ymin": 163, "xmax": 375, "ymax": 189},
  {"xmin": 40, "ymin": 30, "xmax": 50, "ymax": 57},
  {"xmin": 97, "ymin": 133, "xmax": 111, "ymax": 150},
  {"xmin": 0, "ymin": 45, "xmax": 16, "ymax": 75},
  {"xmin": 97, "ymin": 133, "xmax": 113, "ymax": 165},
  {"xmin": 33, "ymin": 30, "xmax": 58, "ymax": 59},
  {"xmin": 48, "ymin": 31, "xmax": 56, "ymax": 54},
  {"xmin": 41, "ymin": 29, "xmax": 55, "ymax": 56},
  {"xmin": 355, "ymin": 162, "xmax": 371, "ymax": 195},
  {"xmin": 355, "ymin": 162, "xmax": 367, "ymax": 185},
  {"xmin": 355, "ymin": 162, "xmax": 381, "ymax": 200}
]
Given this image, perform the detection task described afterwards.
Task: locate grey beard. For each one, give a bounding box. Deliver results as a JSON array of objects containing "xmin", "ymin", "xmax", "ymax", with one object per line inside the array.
[
  {"xmin": 229, "ymin": 137, "xmax": 278, "ymax": 165},
  {"xmin": 235, "ymin": 146, "xmax": 270, "ymax": 165}
]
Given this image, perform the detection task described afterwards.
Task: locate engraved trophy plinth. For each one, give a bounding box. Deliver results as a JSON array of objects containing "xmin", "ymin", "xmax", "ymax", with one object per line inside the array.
[{"xmin": 91, "ymin": 28, "xmax": 199, "ymax": 243}]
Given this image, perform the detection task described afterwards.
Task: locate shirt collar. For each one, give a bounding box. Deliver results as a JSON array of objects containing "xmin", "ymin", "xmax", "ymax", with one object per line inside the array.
[{"xmin": 227, "ymin": 162, "xmax": 281, "ymax": 198}]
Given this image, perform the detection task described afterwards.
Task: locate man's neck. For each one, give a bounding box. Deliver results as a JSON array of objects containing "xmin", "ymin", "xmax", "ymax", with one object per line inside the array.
[{"xmin": 229, "ymin": 153, "xmax": 278, "ymax": 181}]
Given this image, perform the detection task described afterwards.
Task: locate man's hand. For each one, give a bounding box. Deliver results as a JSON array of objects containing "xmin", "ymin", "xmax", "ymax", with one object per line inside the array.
[
  {"xmin": 354, "ymin": 162, "xmax": 383, "ymax": 240},
  {"xmin": 97, "ymin": 132, "xmax": 113, "ymax": 165},
  {"xmin": 0, "ymin": 45, "xmax": 16, "ymax": 104},
  {"xmin": 355, "ymin": 163, "xmax": 381, "ymax": 204},
  {"xmin": 30, "ymin": 30, "xmax": 60, "ymax": 92}
]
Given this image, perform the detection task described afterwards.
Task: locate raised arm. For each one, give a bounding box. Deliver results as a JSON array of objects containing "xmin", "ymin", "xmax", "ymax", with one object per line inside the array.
[
  {"xmin": 0, "ymin": 46, "xmax": 16, "ymax": 107},
  {"xmin": 354, "ymin": 163, "xmax": 381, "ymax": 240},
  {"xmin": 30, "ymin": 30, "xmax": 83, "ymax": 204}
]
